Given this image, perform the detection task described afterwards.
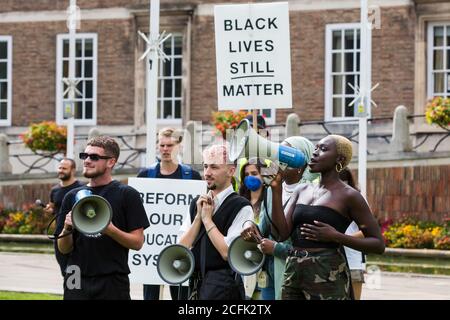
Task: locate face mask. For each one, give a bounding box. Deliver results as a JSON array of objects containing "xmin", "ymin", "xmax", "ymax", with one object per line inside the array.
[{"xmin": 244, "ymin": 176, "xmax": 262, "ymax": 192}]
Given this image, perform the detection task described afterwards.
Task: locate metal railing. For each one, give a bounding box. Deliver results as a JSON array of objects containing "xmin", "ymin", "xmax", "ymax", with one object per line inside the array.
[{"xmin": 3, "ymin": 113, "xmax": 449, "ymax": 175}]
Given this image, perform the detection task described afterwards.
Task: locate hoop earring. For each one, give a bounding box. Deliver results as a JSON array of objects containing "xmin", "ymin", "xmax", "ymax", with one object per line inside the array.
[{"xmin": 336, "ymin": 163, "xmax": 343, "ymax": 173}]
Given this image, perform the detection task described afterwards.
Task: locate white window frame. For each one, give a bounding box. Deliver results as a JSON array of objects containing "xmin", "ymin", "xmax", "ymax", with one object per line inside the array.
[
  {"xmin": 325, "ymin": 23, "xmax": 370, "ymax": 122},
  {"xmin": 427, "ymin": 22, "xmax": 450, "ymax": 99},
  {"xmin": 243, "ymin": 109, "xmax": 276, "ymax": 126},
  {"xmin": 56, "ymin": 33, "xmax": 97, "ymax": 125},
  {"xmin": 157, "ymin": 33, "xmax": 183, "ymax": 125},
  {"xmin": 0, "ymin": 36, "xmax": 12, "ymax": 126},
  {"xmin": 259, "ymin": 108, "xmax": 276, "ymax": 125}
]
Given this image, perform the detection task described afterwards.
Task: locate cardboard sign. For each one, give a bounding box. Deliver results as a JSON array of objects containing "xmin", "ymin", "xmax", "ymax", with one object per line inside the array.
[
  {"xmin": 128, "ymin": 178, "xmax": 206, "ymax": 285},
  {"xmin": 214, "ymin": 2, "xmax": 292, "ymax": 110}
]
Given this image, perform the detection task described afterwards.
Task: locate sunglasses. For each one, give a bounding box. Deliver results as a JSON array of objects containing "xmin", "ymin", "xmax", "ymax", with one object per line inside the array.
[{"xmin": 79, "ymin": 152, "xmax": 113, "ymax": 161}]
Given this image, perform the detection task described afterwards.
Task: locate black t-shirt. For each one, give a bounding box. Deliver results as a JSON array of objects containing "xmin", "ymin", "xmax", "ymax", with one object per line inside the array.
[
  {"xmin": 50, "ymin": 180, "xmax": 85, "ymax": 219},
  {"xmin": 59, "ymin": 180, "xmax": 150, "ymax": 277},
  {"xmin": 137, "ymin": 164, "xmax": 202, "ymax": 180},
  {"xmin": 52, "ymin": 181, "xmax": 85, "ymax": 237},
  {"xmin": 50, "ymin": 180, "xmax": 85, "ymax": 275}
]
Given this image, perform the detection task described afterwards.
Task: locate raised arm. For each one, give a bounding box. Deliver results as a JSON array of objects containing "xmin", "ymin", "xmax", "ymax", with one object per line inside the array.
[
  {"xmin": 270, "ymin": 174, "xmax": 300, "ymax": 241},
  {"xmin": 179, "ymin": 195, "xmax": 207, "ymax": 249}
]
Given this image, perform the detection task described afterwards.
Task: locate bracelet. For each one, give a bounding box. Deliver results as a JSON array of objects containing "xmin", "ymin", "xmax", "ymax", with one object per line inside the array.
[{"xmin": 207, "ymin": 225, "xmax": 217, "ymax": 234}]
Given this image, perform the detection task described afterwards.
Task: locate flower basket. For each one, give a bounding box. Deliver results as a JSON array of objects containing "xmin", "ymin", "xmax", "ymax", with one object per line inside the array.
[
  {"xmin": 212, "ymin": 110, "xmax": 249, "ymax": 139},
  {"xmin": 20, "ymin": 121, "xmax": 67, "ymax": 154},
  {"xmin": 425, "ymin": 96, "xmax": 450, "ymax": 130}
]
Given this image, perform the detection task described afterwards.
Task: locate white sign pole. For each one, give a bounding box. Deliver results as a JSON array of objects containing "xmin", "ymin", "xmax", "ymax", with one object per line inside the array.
[
  {"xmin": 358, "ymin": 0, "xmax": 371, "ymax": 198},
  {"xmin": 66, "ymin": 0, "xmax": 77, "ymax": 159},
  {"xmin": 145, "ymin": 0, "xmax": 160, "ymax": 166}
]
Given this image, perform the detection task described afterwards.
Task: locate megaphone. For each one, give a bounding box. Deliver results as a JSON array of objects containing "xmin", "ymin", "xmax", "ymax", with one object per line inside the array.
[
  {"xmin": 228, "ymin": 236, "xmax": 265, "ymax": 276},
  {"xmin": 229, "ymin": 119, "xmax": 306, "ymax": 170},
  {"xmin": 35, "ymin": 199, "xmax": 47, "ymax": 208},
  {"xmin": 157, "ymin": 244, "xmax": 195, "ymax": 285},
  {"xmin": 71, "ymin": 189, "xmax": 112, "ymax": 235}
]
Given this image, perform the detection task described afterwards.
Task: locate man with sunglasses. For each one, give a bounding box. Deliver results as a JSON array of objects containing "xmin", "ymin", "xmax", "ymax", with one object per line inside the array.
[{"xmin": 57, "ymin": 136, "xmax": 150, "ymax": 300}]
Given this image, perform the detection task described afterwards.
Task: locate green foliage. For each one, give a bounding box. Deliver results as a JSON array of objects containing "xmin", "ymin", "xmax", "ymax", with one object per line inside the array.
[
  {"xmin": 0, "ymin": 204, "xmax": 54, "ymax": 235},
  {"xmin": 383, "ymin": 219, "xmax": 449, "ymax": 250},
  {"xmin": 0, "ymin": 291, "xmax": 62, "ymax": 300},
  {"xmin": 212, "ymin": 111, "xmax": 249, "ymax": 138},
  {"xmin": 425, "ymin": 96, "xmax": 450, "ymax": 128},
  {"xmin": 20, "ymin": 121, "xmax": 67, "ymax": 153}
]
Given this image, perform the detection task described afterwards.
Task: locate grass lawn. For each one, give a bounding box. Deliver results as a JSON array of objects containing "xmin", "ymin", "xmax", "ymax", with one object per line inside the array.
[
  {"xmin": 366, "ymin": 254, "xmax": 450, "ymax": 275},
  {"xmin": 0, "ymin": 291, "xmax": 62, "ymax": 300},
  {"xmin": 0, "ymin": 242, "xmax": 53, "ymax": 254}
]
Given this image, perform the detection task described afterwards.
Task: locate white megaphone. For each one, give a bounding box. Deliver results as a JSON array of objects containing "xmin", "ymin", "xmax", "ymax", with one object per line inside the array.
[
  {"xmin": 71, "ymin": 189, "xmax": 112, "ymax": 235},
  {"xmin": 228, "ymin": 236, "xmax": 265, "ymax": 276},
  {"xmin": 157, "ymin": 244, "xmax": 195, "ymax": 285},
  {"xmin": 229, "ymin": 119, "xmax": 306, "ymax": 179}
]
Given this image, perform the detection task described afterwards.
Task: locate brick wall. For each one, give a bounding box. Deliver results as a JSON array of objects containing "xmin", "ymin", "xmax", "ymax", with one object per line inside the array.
[
  {"xmin": 351, "ymin": 165, "xmax": 450, "ymax": 223},
  {"xmin": 2, "ymin": 19, "xmax": 135, "ymax": 126},
  {"xmin": 190, "ymin": 5, "xmax": 416, "ymax": 123},
  {"xmin": 0, "ymin": 0, "xmax": 261, "ymax": 12},
  {"xmin": 0, "ymin": 2, "xmax": 418, "ymax": 125},
  {"xmin": 0, "ymin": 182, "xmax": 55, "ymax": 209},
  {"xmin": 1, "ymin": 165, "xmax": 448, "ymax": 223}
]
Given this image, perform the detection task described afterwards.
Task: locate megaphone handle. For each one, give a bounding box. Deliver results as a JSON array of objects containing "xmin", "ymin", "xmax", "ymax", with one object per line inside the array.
[
  {"xmin": 178, "ymin": 283, "xmax": 182, "ymax": 300},
  {"xmin": 46, "ymin": 213, "xmax": 74, "ymax": 240}
]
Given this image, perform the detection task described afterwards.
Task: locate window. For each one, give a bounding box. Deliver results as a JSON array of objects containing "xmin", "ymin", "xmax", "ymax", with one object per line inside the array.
[
  {"xmin": 157, "ymin": 34, "xmax": 183, "ymax": 122},
  {"xmin": 244, "ymin": 109, "xmax": 276, "ymax": 126},
  {"xmin": 0, "ymin": 36, "xmax": 12, "ymax": 126},
  {"xmin": 259, "ymin": 108, "xmax": 276, "ymax": 126},
  {"xmin": 428, "ymin": 23, "xmax": 450, "ymax": 98},
  {"xmin": 56, "ymin": 34, "xmax": 97, "ymax": 125},
  {"xmin": 325, "ymin": 24, "xmax": 362, "ymax": 121}
]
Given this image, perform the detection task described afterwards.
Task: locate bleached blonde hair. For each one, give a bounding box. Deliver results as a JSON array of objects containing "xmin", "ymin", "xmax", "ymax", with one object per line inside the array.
[
  {"xmin": 202, "ymin": 144, "xmax": 233, "ymax": 165},
  {"xmin": 328, "ymin": 134, "xmax": 353, "ymax": 168}
]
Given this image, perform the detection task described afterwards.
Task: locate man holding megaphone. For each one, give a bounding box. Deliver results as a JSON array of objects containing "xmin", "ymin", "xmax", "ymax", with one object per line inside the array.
[
  {"xmin": 179, "ymin": 144, "xmax": 253, "ymax": 300},
  {"xmin": 57, "ymin": 136, "xmax": 150, "ymax": 300}
]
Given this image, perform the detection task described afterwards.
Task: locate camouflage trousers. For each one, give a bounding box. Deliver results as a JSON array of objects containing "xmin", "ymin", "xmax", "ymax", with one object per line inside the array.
[{"xmin": 281, "ymin": 248, "xmax": 351, "ymax": 300}]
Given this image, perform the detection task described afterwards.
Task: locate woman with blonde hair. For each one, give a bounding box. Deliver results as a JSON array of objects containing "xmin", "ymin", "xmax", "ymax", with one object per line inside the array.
[
  {"xmin": 267, "ymin": 134, "xmax": 384, "ymax": 300},
  {"xmin": 242, "ymin": 136, "xmax": 320, "ymax": 300}
]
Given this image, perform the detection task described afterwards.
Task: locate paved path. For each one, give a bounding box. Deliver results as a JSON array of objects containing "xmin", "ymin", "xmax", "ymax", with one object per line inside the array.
[{"xmin": 0, "ymin": 252, "xmax": 449, "ymax": 300}]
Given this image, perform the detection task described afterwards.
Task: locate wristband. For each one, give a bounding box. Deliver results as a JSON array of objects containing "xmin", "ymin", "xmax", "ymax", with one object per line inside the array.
[{"xmin": 207, "ymin": 225, "xmax": 217, "ymax": 234}]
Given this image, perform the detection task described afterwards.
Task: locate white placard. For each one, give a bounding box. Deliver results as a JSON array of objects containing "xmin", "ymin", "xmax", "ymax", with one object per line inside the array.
[
  {"xmin": 214, "ymin": 2, "xmax": 292, "ymax": 110},
  {"xmin": 128, "ymin": 177, "xmax": 206, "ymax": 285}
]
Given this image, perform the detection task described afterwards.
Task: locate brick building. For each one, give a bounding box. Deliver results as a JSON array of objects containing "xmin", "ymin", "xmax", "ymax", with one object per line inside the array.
[
  {"xmin": 0, "ymin": 0, "xmax": 448, "ymax": 129},
  {"xmin": 0, "ymin": 0, "xmax": 448, "ymax": 221}
]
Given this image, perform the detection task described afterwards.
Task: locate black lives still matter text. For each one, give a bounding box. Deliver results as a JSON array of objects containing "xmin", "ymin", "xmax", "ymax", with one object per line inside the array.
[{"xmin": 223, "ymin": 17, "xmax": 284, "ymax": 97}]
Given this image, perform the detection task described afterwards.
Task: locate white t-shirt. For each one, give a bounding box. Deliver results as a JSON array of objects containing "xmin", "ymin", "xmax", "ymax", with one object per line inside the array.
[
  {"xmin": 344, "ymin": 221, "xmax": 365, "ymax": 270},
  {"xmin": 179, "ymin": 185, "xmax": 253, "ymax": 246}
]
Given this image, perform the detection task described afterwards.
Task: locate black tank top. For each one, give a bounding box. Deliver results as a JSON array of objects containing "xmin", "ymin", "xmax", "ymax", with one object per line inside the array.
[{"xmin": 291, "ymin": 204, "xmax": 351, "ymax": 248}]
